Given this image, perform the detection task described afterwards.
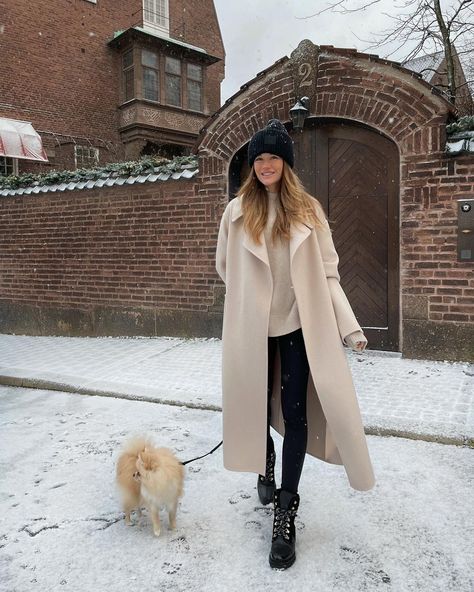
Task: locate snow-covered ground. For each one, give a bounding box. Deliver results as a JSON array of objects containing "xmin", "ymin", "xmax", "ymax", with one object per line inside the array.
[
  {"xmin": 0, "ymin": 334, "xmax": 473, "ymax": 443},
  {"xmin": 1, "ymin": 385, "xmax": 473, "ymax": 592}
]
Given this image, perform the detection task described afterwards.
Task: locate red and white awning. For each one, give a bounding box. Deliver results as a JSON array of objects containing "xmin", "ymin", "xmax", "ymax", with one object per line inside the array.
[{"xmin": 0, "ymin": 117, "xmax": 48, "ymax": 162}]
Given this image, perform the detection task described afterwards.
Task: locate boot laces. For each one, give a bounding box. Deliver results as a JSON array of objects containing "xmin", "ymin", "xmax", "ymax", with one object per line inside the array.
[
  {"xmin": 259, "ymin": 450, "xmax": 275, "ymax": 483},
  {"xmin": 272, "ymin": 505, "xmax": 297, "ymax": 541},
  {"xmin": 265, "ymin": 451, "xmax": 275, "ymax": 481}
]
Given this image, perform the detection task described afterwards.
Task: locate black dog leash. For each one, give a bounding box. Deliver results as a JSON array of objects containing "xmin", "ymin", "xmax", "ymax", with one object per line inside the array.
[{"xmin": 181, "ymin": 440, "xmax": 223, "ymax": 466}]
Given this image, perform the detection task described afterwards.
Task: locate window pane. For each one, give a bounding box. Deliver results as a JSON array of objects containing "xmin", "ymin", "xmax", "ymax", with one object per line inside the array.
[
  {"xmin": 157, "ymin": 0, "xmax": 167, "ymax": 26},
  {"xmin": 187, "ymin": 63, "xmax": 202, "ymax": 81},
  {"xmin": 144, "ymin": 0, "xmax": 154, "ymax": 22},
  {"xmin": 187, "ymin": 79, "xmax": 202, "ymax": 111},
  {"xmin": 142, "ymin": 49, "xmax": 158, "ymax": 68},
  {"xmin": 0, "ymin": 156, "xmax": 14, "ymax": 177},
  {"xmin": 143, "ymin": 67, "xmax": 159, "ymax": 101},
  {"xmin": 144, "ymin": 0, "xmax": 167, "ymax": 27},
  {"xmin": 166, "ymin": 74, "xmax": 181, "ymax": 106},
  {"xmin": 75, "ymin": 145, "xmax": 99, "ymax": 169},
  {"xmin": 124, "ymin": 68, "xmax": 135, "ymax": 101},
  {"xmin": 122, "ymin": 49, "xmax": 133, "ymax": 69},
  {"xmin": 165, "ymin": 56, "xmax": 180, "ymax": 75}
]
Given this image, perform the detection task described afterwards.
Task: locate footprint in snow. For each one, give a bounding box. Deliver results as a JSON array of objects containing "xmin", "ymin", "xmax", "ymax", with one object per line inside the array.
[
  {"xmin": 162, "ymin": 561, "xmax": 182, "ymax": 575},
  {"xmin": 245, "ymin": 520, "xmax": 262, "ymax": 530},
  {"xmin": 170, "ymin": 535, "xmax": 190, "ymax": 551},
  {"xmin": 339, "ymin": 546, "xmax": 391, "ymax": 584},
  {"xmin": 254, "ymin": 506, "xmax": 273, "ymax": 517},
  {"xmin": 228, "ymin": 491, "xmax": 251, "ymax": 505}
]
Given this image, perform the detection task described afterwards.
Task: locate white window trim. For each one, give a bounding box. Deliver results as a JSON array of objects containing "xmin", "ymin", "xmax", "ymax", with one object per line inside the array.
[{"xmin": 143, "ymin": 0, "xmax": 169, "ymax": 36}]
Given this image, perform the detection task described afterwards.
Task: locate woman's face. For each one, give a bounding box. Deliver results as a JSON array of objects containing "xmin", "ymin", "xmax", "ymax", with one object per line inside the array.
[{"xmin": 253, "ymin": 153, "xmax": 284, "ymax": 193}]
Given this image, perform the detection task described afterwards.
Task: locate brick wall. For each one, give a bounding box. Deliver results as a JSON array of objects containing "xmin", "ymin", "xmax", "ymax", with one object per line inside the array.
[
  {"xmin": 1, "ymin": 41, "xmax": 473, "ymax": 361},
  {"xmin": 1, "ymin": 0, "xmax": 137, "ymax": 166},
  {"xmin": 401, "ymin": 153, "xmax": 474, "ymax": 359},
  {"xmin": 0, "ymin": 178, "xmax": 222, "ymax": 337},
  {"xmin": 0, "ymin": 0, "xmax": 224, "ymax": 171}
]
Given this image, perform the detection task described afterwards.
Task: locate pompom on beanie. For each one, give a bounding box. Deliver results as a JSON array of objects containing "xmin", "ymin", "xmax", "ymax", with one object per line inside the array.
[{"xmin": 248, "ymin": 119, "xmax": 294, "ymax": 168}]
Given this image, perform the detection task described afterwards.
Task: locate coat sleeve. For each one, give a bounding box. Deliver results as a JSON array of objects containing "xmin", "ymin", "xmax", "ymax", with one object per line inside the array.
[
  {"xmin": 215, "ymin": 201, "xmax": 231, "ymax": 284},
  {"xmin": 316, "ymin": 214, "xmax": 364, "ymax": 343}
]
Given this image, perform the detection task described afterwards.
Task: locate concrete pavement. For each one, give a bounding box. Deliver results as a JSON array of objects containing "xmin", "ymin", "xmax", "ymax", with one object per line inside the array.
[{"xmin": 0, "ymin": 333, "xmax": 473, "ymax": 446}]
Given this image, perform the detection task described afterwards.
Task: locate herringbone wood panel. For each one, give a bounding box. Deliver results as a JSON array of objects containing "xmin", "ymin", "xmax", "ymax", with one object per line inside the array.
[{"xmin": 329, "ymin": 139, "xmax": 388, "ymax": 328}]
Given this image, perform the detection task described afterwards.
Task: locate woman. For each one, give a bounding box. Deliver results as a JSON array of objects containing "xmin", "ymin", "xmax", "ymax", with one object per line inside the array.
[{"xmin": 216, "ymin": 119, "xmax": 375, "ymax": 570}]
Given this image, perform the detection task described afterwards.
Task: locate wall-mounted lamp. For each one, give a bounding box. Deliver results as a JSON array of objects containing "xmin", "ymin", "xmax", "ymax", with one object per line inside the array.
[{"xmin": 289, "ymin": 96, "xmax": 310, "ymax": 131}]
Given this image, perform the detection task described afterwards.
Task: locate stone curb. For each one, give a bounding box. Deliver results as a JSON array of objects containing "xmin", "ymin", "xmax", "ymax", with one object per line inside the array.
[
  {"xmin": 1, "ymin": 374, "xmax": 473, "ymax": 449},
  {"xmin": 0, "ymin": 374, "xmax": 222, "ymax": 412}
]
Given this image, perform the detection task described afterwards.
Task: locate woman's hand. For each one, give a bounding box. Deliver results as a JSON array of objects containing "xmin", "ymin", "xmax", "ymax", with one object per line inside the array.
[
  {"xmin": 353, "ymin": 340, "xmax": 367, "ymax": 352},
  {"xmin": 344, "ymin": 331, "xmax": 368, "ymax": 352}
]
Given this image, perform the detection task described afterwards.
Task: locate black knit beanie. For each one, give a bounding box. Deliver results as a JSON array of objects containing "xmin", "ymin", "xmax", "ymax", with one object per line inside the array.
[{"xmin": 248, "ymin": 119, "xmax": 294, "ymax": 168}]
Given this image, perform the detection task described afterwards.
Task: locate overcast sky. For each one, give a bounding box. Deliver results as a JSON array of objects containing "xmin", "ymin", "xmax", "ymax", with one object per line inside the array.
[{"xmin": 212, "ymin": 0, "xmax": 457, "ymax": 101}]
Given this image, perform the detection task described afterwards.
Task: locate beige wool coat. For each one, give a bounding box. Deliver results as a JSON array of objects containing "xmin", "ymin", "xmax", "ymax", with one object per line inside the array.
[{"xmin": 216, "ymin": 195, "xmax": 375, "ymax": 492}]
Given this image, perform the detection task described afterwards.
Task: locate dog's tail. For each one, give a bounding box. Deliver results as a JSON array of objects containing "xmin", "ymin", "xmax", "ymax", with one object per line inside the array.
[{"xmin": 121, "ymin": 436, "xmax": 154, "ymax": 456}]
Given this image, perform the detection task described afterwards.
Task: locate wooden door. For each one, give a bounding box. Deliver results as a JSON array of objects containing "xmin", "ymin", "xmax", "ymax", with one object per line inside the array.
[{"xmin": 294, "ymin": 121, "xmax": 399, "ymax": 351}]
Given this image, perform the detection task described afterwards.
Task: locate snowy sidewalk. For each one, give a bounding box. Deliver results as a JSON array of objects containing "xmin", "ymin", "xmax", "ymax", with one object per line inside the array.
[
  {"xmin": 0, "ymin": 334, "xmax": 473, "ymax": 445},
  {"xmin": 0, "ymin": 385, "xmax": 473, "ymax": 592}
]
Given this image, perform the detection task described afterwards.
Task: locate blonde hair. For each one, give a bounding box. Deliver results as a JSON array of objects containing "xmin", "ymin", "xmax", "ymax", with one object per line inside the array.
[{"xmin": 240, "ymin": 162, "xmax": 326, "ymax": 244}]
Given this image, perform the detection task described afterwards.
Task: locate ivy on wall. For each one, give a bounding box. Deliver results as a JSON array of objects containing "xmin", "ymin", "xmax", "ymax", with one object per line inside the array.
[
  {"xmin": 446, "ymin": 115, "xmax": 474, "ymax": 135},
  {"xmin": 0, "ymin": 155, "xmax": 199, "ymax": 191}
]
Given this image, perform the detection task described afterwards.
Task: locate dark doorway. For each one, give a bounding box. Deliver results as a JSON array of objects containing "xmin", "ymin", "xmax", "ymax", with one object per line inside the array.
[{"xmin": 294, "ymin": 120, "xmax": 399, "ymax": 351}]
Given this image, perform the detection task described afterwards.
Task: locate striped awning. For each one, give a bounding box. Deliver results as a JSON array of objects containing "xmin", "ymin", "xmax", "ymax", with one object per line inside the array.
[{"xmin": 0, "ymin": 117, "xmax": 48, "ymax": 162}]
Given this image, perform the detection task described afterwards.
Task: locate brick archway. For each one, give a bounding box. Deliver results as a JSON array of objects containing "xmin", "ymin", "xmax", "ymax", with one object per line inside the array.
[
  {"xmin": 197, "ymin": 41, "xmax": 452, "ymax": 175},
  {"xmin": 196, "ymin": 41, "xmax": 474, "ymax": 361}
]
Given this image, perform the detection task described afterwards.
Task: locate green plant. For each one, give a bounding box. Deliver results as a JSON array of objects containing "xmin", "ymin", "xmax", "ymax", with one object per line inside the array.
[{"xmin": 0, "ymin": 155, "xmax": 198, "ymax": 191}]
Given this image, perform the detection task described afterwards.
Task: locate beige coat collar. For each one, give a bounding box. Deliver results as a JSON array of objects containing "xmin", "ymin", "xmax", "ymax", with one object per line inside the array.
[{"xmin": 231, "ymin": 197, "xmax": 313, "ymax": 266}]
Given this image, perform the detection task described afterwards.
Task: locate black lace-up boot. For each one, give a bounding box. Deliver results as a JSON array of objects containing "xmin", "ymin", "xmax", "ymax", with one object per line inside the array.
[
  {"xmin": 269, "ymin": 489, "xmax": 300, "ymax": 569},
  {"xmin": 257, "ymin": 450, "xmax": 276, "ymax": 505}
]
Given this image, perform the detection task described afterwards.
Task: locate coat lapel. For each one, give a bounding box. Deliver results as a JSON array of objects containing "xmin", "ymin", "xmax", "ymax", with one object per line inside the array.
[
  {"xmin": 231, "ymin": 198, "xmax": 270, "ymax": 267},
  {"xmin": 289, "ymin": 222, "xmax": 312, "ymax": 264}
]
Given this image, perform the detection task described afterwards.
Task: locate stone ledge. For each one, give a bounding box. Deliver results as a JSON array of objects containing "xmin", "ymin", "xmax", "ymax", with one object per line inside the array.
[{"xmin": 403, "ymin": 319, "xmax": 474, "ymax": 362}]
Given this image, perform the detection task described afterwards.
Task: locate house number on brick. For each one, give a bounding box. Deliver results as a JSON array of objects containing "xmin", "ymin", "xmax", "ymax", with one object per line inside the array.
[
  {"xmin": 289, "ymin": 40, "xmax": 319, "ymax": 108},
  {"xmin": 299, "ymin": 63, "xmax": 313, "ymax": 88}
]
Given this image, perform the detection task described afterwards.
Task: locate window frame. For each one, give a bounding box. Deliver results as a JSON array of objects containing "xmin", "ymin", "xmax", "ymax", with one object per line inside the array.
[
  {"xmin": 143, "ymin": 0, "xmax": 169, "ymax": 36},
  {"xmin": 186, "ymin": 63, "xmax": 203, "ymax": 113},
  {"xmin": 121, "ymin": 46, "xmax": 205, "ymax": 113},
  {"xmin": 141, "ymin": 48, "xmax": 160, "ymax": 102},
  {"xmin": 164, "ymin": 56, "xmax": 182, "ymax": 108},
  {"xmin": 74, "ymin": 145, "xmax": 99, "ymax": 169},
  {"xmin": 0, "ymin": 156, "xmax": 18, "ymax": 177},
  {"xmin": 122, "ymin": 48, "xmax": 135, "ymax": 103}
]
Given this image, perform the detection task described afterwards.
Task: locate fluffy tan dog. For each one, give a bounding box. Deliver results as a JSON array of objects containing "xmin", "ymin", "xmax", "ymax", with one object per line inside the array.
[{"xmin": 116, "ymin": 437, "xmax": 185, "ymax": 537}]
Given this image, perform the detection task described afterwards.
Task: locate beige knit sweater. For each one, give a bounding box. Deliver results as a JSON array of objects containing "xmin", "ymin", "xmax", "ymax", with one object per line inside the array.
[{"xmin": 264, "ymin": 192, "xmax": 301, "ymax": 337}]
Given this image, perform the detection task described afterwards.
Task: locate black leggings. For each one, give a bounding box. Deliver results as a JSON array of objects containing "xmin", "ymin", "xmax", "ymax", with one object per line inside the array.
[{"xmin": 266, "ymin": 328, "xmax": 309, "ymax": 494}]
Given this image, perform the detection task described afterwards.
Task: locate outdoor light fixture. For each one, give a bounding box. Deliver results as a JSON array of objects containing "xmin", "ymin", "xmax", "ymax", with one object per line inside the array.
[{"xmin": 289, "ymin": 96, "xmax": 310, "ymax": 131}]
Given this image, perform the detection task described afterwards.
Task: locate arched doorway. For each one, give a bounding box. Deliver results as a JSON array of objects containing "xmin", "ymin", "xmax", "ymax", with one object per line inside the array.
[{"xmin": 229, "ymin": 118, "xmax": 400, "ymax": 351}]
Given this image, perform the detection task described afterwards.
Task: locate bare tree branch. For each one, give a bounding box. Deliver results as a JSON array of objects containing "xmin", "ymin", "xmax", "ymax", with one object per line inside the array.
[
  {"xmin": 299, "ymin": 0, "xmax": 474, "ymax": 110},
  {"xmin": 295, "ymin": 0, "xmax": 382, "ymax": 19}
]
